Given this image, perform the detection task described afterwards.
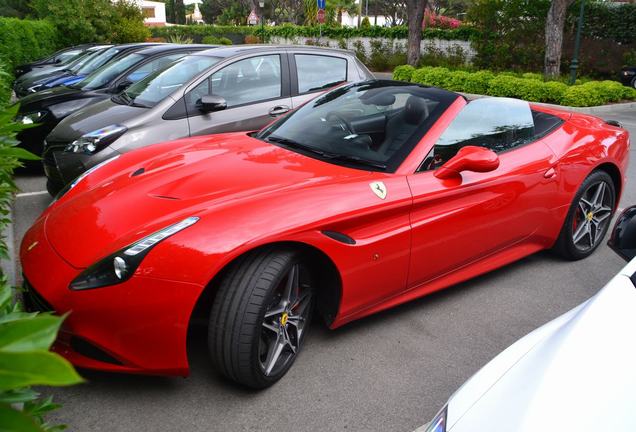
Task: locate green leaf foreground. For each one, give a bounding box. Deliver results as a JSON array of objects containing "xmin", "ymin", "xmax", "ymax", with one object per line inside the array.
[
  {"xmin": 0, "ymin": 98, "xmax": 81, "ymax": 430},
  {"xmin": 0, "ymin": 351, "xmax": 83, "ymax": 390}
]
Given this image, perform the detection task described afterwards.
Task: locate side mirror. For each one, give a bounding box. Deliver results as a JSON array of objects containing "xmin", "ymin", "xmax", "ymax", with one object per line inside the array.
[
  {"xmin": 608, "ymin": 206, "xmax": 636, "ymax": 261},
  {"xmin": 115, "ymin": 80, "xmax": 132, "ymax": 92},
  {"xmin": 197, "ymin": 95, "xmax": 227, "ymax": 113},
  {"xmin": 55, "ymin": 58, "xmax": 62, "ymax": 64},
  {"xmin": 434, "ymin": 145, "xmax": 500, "ymax": 180}
]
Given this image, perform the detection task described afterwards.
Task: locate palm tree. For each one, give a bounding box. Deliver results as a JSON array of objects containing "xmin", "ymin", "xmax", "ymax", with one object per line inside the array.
[{"xmin": 329, "ymin": 0, "xmax": 357, "ymax": 25}]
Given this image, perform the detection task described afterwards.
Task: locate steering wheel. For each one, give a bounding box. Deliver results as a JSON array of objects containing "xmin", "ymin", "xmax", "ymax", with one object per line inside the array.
[{"xmin": 326, "ymin": 112, "xmax": 354, "ymax": 135}]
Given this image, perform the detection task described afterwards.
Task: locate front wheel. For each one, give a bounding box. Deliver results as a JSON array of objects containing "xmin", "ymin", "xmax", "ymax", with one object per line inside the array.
[
  {"xmin": 208, "ymin": 248, "xmax": 314, "ymax": 388},
  {"xmin": 553, "ymin": 170, "xmax": 616, "ymax": 260}
]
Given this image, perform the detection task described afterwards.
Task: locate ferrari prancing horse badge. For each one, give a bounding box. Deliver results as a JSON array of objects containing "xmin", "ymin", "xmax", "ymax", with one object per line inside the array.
[{"xmin": 369, "ymin": 181, "xmax": 387, "ymax": 200}]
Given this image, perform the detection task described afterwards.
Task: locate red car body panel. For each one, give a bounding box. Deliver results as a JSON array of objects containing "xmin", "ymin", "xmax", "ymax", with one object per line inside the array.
[{"xmin": 20, "ymin": 97, "xmax": 630, "ymax": 376}]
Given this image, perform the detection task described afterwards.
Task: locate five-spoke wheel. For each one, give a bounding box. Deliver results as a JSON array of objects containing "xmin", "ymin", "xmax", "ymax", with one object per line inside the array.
[
  {"xmin": 554, "ymin": 170, "xmax": 616, "ymax": 260},
  {"xmin": 208, "ymin": 248, "xmax": 314, "ymax": 388}
]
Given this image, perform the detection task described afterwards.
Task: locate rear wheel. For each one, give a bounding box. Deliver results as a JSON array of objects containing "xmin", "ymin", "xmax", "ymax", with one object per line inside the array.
[
  {"xmin": 208, "ymin": 247, "xmax": 314, "ymax": 388},
  {"xmin": 553, "ymin": 170, "xmax": 616, "ymax": 260},
  {"xmin": 631, "ymin": 77, "xmax": 636, "ymax": 89}
]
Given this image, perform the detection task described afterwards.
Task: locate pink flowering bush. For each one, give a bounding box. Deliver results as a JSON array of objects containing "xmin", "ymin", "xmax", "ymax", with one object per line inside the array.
[{"xmin": 423, "ymin": 10, "xmax": 461, "ymax": 29}]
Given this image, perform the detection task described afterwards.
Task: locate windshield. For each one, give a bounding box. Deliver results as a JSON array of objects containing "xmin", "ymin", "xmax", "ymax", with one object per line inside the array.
[
  {"xmin": 78, "ymin": 53, "xmax": 144, "ymax": 90},
  {"xmin": 121, "ymin": 55, "xmax": 221, "ymax": 108},
  {"xmin": 68, "ymin": 50, "xmax": 104, "ymax": 73},
  {"xmin": 75, "ymin": 46, "xmax": 121, "ymax": 75},
  {"xmin": 256, "ymin": 81, "xmax": 458, "ymax": 172}
]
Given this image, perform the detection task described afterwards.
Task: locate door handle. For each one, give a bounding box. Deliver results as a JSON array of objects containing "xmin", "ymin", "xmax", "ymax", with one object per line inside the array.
[
  {"xmin": 268, "ymin": 105, "xmax": 290, "ymax": 117},
  {"xmin": 544, "ymin": 167, "xmax": 557, "ymax": 179}
]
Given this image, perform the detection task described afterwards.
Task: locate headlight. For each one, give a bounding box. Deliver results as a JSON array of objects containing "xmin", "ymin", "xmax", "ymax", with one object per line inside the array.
[
  {"xmin": 425, "ymin": 406, "xmax": 447, "ymax": 432},
  {"xmin": 27, "ymin": 84, "xmax": 44, "ymax": 93},
  {"xmin": 65, "ymin": 124, "xmax": 127, "ymax": 154},
  {"xmin": 69, "ymin": 216, "xmax": 199, "ymax": 290},
  {"xmin": 15, "ymin": 111, "xmax": 47, "ymax": 125}
]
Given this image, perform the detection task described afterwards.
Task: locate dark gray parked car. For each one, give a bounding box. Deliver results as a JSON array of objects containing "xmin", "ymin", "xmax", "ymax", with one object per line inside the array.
[{"xmin": 44, "ymin": 45, "xmax": 373, "ymax": 194}]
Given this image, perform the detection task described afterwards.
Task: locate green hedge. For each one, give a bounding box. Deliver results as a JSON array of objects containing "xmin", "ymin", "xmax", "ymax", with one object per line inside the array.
[
  {"xmin": 395, "ymin": 65, "xmax": 636, "ymax": 107},
  {"xmin": 151, "ymin": 24, "xmax": 479, "ymax": 43},
  {"xmin": 0, "ymin": 18, "xmax": 59, "ymax": 72}
]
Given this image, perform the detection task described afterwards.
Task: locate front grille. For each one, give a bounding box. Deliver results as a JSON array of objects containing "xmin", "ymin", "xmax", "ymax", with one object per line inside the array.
[{"xmin": 22, "ymin": 277, "xmax": 54, "ymax": 313}]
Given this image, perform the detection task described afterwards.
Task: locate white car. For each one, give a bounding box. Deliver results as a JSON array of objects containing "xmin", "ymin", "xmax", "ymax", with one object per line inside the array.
[{"xmin": 424, "ymin": 206, "xmax": 636, "ymax": 432}]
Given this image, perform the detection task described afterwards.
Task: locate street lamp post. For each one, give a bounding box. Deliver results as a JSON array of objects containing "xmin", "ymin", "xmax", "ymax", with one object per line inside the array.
[
  {"xmin": 259, "ymin": 0, "xmax": 265, "ymax": 43},
  {"xmin": 569, "ymin": 0, "xmax": 586, "ymax": 85}
]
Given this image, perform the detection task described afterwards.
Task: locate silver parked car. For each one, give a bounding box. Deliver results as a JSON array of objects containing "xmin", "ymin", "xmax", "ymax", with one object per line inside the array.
[
  {"xmin": 43, "ymin": 45, "xmax": 373, "ymax": 194},
  {"xmin": 423, "ymin": 205, "xmax": 636, "ymax": 432}
]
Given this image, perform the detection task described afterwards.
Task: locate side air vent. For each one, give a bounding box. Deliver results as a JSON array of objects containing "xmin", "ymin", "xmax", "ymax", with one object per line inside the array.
[
  {"xmin": 131, "ymin": 167, "xmax": 145, "ymax": 177},
  {"xmin": 321, "ymin": 230, "xmax": 356, "ymax": 245},
  {"xmin": 606, "ymin": 120, "xmax": 623, "ymax": 128}
]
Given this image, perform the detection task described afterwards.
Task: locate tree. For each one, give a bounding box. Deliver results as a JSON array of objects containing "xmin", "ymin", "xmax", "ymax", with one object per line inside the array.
[
  {"xmin": 406, "ymin": 0, "xmax": 428, "ymax": 66},
  {"xmin": 328, "ymin": 0, "xmax": 357, "ymax": 25},
  {"xmin": 174, "ymin": 0, "xmax": 186, "ymax": 24},
  {"xmin": 544, "ymin": 0, "xmax": 574, "ymax": 79}
]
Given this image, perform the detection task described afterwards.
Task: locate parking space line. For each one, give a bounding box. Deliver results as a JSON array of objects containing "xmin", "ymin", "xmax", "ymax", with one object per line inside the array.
[{"xmin": 16, "ymin": 190, "xmax": 48, "ymax": 198}]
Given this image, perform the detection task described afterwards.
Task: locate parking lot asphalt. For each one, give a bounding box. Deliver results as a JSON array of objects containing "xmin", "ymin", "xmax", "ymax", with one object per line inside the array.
[{"xmin": 9, "ymin": 103, "xmax": 636, "ymax": 432}]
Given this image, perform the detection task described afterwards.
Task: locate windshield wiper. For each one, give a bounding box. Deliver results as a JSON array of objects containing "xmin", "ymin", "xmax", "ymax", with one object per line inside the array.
[
  {"xmin": 265, "ymin": 135, "xmax": 332, "ymax": 158},
  {"xmin": 265, "ymin": 135, "xmax": 387, "ymax": 170},
  {"xmin": 322, "ymin": 154, "xmax": 387, "ymax": 170}
]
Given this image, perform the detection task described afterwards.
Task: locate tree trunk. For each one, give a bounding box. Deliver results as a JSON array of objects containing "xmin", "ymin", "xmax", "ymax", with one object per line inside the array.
[
  {"xmin": 544, "ymin": 0, "xmax": 573, "ymax": 80},
  {"xmin": 406, "ymin": 0, "xmax": 428, "ymax": 66}
]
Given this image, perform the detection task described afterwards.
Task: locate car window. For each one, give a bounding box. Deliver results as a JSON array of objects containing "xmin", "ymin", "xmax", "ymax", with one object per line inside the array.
[
  {"xmin": 122, "ymin": 55, "xmax": 221, "ymax": 108},
  {"xmin": 75, "ymin": 47, "xmax": 121, "ymax": 75},
  {"xmin": 257, "ymin": 82, "xmax": 457, "ymax": 172},
  {"xmin": 295, "ymin": 54, "xmax": 347, "ymax": 93},
  {"xmin": 124, "ymin": 53, "xmax": 186, "ymax": 83},
  {"xmin": 215, "ymin": 55, "xmax": 282, "ymax": 107},
  {"xmin": 421, "ymin": 98, "xmax": 535, "ymax": 171},
  {"xmin": 78, "ymin": 53, "xmax": 145, "ymax": 90}
]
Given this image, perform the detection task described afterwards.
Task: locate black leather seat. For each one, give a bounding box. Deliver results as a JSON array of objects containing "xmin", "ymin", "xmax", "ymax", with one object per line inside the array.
[{"xmin": 378, "ymin": 95, "xmax": 429, "ymax": 158}]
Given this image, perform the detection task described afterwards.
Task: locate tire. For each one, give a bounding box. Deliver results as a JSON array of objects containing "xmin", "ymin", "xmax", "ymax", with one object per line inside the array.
[
  {"xmin": 632, "ymin": 77, "xmax": 636, "ymax": 90},
  {"xmin": 46, "ymin": 179, "xmax": 62, "ymax": 197},
  {"xmin": 208, "ymin": 247, "xmax": 314, "ymax": 389},
  {"xmin": 553, "ymin": 170, "xmax": 616, "ymax": 260}
]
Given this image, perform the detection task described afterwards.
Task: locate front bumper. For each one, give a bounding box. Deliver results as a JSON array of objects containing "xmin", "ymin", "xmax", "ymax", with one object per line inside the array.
[
  {"xmin": 20, "ymin": 216, "xmax": 204, "ymax": 376},
  {"xmin": 43, "ymin": 142, "xmax": 119, "ymax": 192},
  {"xmin": 16, "ymin": 121, "xmax": 56, "ymax": 157}
]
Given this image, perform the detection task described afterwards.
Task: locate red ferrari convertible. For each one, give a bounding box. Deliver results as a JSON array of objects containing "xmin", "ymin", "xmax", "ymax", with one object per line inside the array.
[{"xmin": 21, "ymin": 80, "xmax": 629, "ymax": 388}]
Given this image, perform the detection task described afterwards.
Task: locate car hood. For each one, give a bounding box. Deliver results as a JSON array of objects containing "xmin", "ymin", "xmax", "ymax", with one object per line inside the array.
[
  {"xmin": 19, "ymin": 86, "xmax": 84, "ymax": 113},
  {"xmin": 448, "ymin": 262, "xmax": 636, "ymax": 432},
  {"xmin": 47, "ymin": 99, "xmax": 146, "ymax": 143},
  {"xmin": 44, "ymin": 133, "xmax": 370, "ymax": 268}
]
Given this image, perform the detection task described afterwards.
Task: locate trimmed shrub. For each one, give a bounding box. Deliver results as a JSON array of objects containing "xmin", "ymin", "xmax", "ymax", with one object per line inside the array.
[
  {"xmin": 404, "ymin": 65, "xmax": 636, "ymax": 106},
  {"xmin": 542, "ymin": 81, "xmax": 569, "ymax": 103},
  {"xmin": 411, "ymin": 66, "xmax": 452, "ymax": 88},
  {"xmin": 0, "ymin": 61, "xmax": 11, "ymax": 107},
  {"xmin": 392, "ymin": 65, "xmax": 416, "ymax": 82},
  {"xmin": 461, "ymin": 70, "xmax": 495, "ymax": 94},
  {"xmin": 201, "ymin": 35, "xmax": 233, "ymax": 45},
  {"xmin": 0, "ymin": 18, "xmax": 59, "ymax": 71},
  {"xmin": 560, "ymin": 85, "xmax": 606, "ymax": 107}
]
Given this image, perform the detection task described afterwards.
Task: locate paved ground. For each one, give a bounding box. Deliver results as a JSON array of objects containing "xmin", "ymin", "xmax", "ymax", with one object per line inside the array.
[{"xmin": 9, "ymin": 104, "xmax": 636, "ymax": 432}]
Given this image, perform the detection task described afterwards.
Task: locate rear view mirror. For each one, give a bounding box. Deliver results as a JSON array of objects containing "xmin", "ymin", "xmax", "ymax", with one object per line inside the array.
[
  {"xmin": 115, "ymin": 80, "xmax": 132, "ymax": 92},
  {"xmin": 434, "ymin": 146, "xmax": 500, "ymax": 180},
  {"xmin": 608, "ymin": 206, "xmax": 636, "ymax": 261},
  {"xmin": 197, "ymin": 95, "xmax": 227, "ymax": 113}
]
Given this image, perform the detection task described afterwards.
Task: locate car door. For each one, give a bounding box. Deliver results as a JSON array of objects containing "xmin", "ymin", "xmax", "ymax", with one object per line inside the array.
[
  {"xmin": 406, "ymin": 98, "xmax": 558, "ymax": 289},
  {"xmin": 289, "ymin": 51, "xmax": 360, "ymax": 108},
  {"xmin": 184, "ymin": 53, "xmax": 292, "ymax": 135}
]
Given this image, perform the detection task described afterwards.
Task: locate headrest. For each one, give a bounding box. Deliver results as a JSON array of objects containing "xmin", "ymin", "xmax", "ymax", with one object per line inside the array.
[{"xmin": 404, "ymin": 95, "xmax": 427, "ymax": 125}]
